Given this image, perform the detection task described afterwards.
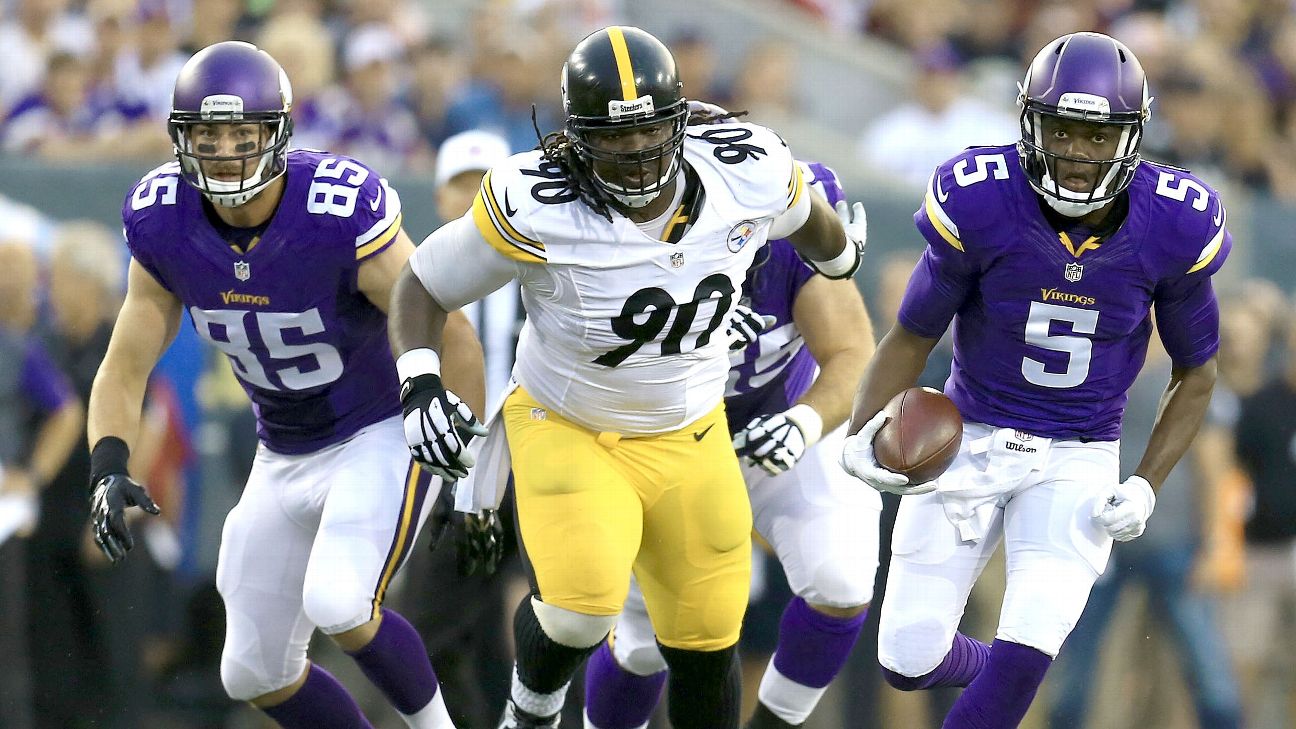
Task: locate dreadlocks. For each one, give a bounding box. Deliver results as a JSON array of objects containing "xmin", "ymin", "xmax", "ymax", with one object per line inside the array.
[{"xmin": 531, "ymin": 103, "xmax": 750, "ymax": 222}]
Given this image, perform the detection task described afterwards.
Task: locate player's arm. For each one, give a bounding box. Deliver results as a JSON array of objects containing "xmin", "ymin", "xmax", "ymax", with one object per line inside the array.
[
  {"xmin": 359, "ymin": 228, "xmax": 486, "ymax": 416},
  {"xmin": 86, "ymin": 258, "xmax": 180, "ymax": 561},
  {"xmin": 1096, "ymin": 212, "xmax": 1230, "ymax": 542},
  {"xmin": 793, "ymin": 277, "xmax": 875, "ymax": 429},
  {"xmin": 389, "ymin": 215, "xmax": 516, "ymax": 479},
  {"xmin": 841, "ymin": 167, "xmax": 978, "ymax": 493},
  {"xmin": 1133, "ymin": 357, "xmax": 1218, "ymax": 490},
  {"xmin": 778, "ymin": 186, "xmax": 863, "ymax": 280},
  {"xmin": 732, "ymin": 276, "xmax": 875, "ymax": 475}
]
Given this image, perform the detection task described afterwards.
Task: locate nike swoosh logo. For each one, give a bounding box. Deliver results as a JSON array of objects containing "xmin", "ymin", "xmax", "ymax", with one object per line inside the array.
[
  {"xmin": 504, "ymin": 189, "xmax": 518, "ymax": 217},
  {"xmin": 934, "ymin": 175, "xmax": 949, "ymax": 203},
  {"xmin": 693, "ymin": 423, "xmax": 715, "ymax": 441},
  {"xmin": 370, "ymin": 185, "xmax": 383, "ymax": 212}
]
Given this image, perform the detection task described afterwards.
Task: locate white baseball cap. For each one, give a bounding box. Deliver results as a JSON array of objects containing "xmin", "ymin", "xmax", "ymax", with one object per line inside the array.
[{"xmin": 434, "ymin": 130, "xmax": 511, "ymax": 187}]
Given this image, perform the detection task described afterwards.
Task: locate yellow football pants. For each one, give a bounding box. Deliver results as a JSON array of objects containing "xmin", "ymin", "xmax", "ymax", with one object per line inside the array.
[{"xmin": 503, "ymin": 386, "xmax": 752, "ymax": 651}]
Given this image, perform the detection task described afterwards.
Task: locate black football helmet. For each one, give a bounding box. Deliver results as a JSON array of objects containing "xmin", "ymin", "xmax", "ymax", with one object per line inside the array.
[{"xmin": 562, "ymin": 26, "xmax": 688, "ymax": 208}]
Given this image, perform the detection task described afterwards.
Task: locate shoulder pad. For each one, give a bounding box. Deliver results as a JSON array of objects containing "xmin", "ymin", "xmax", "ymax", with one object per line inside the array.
[
  {"xmin": 283, "ymin": 152, "xmax": 405, "ymax": 262},
  {"xmin": 470, "ymin": 150, "xmax": 551, "ymax": 263},
  {"xmin": 683, "ymin": 121, "xmax": 800, "ymax": 219},
  {"xmin": 798, "ymin": 161, "xmax": 846, "ymax": 208},
  {"xmin": 122, "ymin": 161, "xmax": 183, "ymax": 244},
  {"xmin": 917, "ymin": 146, "xmax": 1016, "ymax": 253},
  {"xmin": 1136, "ymin": 161, "xmax": 1230, "ymax": 278}
]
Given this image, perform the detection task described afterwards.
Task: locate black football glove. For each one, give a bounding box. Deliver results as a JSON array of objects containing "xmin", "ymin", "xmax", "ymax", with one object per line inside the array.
[
  {"xmin": 456, "ymin": 509, "xmax": 506, "ymax": 577},
  {"xmin": 426, "ymin": 483, "xmax": 506, "ymax": 576},
  {"xmin": 91, "ymin": 473, "xmax": 161, "ymax": 563},
  {"xmin": 399, "ymin": 364, "xmax": 487, "ymax": 481}
]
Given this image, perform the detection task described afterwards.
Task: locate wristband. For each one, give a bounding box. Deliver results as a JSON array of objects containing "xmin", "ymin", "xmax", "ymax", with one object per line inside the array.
[
  {"xmin": 807, "ymin": 234, "xmax": 860, "ymax": 279},
  {"xmin": 89, "ymin": 436, "xmax": 131, "ymax": 489},
  {"xmin": 783, "ymin": 403, "xmax": 824, "ymax": 448},
  {"xmin": 396, "ymin": 347, "xmax": 442, "ymax": 382}
]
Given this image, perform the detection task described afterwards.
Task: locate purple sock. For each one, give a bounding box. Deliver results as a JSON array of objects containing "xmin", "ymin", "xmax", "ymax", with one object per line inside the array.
[
  {"xmin": 345, "ymin": 609, "xmax": 438, "ymax": 715},
  {"xmin": 882, "ymin": 632, "xmax": 990, "ymax": 691},
  {"xmin": 941, "ymin": 639, "xmax": 1052, "ymax": 729},
  {"xmin": 583, "ymin": 641, "xmax": 667, "ymax": 729},
  {"xmin": 771, "ymin": 597, "xmax": 867, "ymax": 689},
  {"xmin": 261, "ymin": 663, "xmax": 373, "ymax": 729}
]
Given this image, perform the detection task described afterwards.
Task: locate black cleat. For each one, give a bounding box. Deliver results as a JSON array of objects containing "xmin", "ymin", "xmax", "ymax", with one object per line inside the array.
[{"xmin": 745, "ymin": 702, "xmax": 798, "ymax": 729}]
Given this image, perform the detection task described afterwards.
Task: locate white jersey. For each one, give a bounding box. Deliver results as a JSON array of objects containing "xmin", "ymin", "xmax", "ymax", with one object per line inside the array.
[{"xmin": 436, "ymin": 122, "xmax": 806, "ymax": 434}]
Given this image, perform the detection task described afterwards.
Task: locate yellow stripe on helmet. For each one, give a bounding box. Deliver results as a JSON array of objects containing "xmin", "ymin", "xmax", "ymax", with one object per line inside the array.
[{"xmin": 607, "ymin": 26, "xmax": 638, "ymax": 102}]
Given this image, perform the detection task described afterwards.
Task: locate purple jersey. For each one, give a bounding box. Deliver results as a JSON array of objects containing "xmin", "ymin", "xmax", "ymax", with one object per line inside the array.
[
  {"xmin": 724, "ymin": 162, "xmax": 845, "ymax": 430},
  {"xmin": 123, "ymin": 150, "xmax": 405, "ymax": 454},
  {"xmin": 900, "ymin": 145, "xmax": 1229, "ymax": 440}
]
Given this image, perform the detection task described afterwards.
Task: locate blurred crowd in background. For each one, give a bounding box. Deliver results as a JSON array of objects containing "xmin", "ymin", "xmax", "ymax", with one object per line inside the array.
[{"xmin": 2, "ymin": 0, "xmax": 1295, "ymax": 727}]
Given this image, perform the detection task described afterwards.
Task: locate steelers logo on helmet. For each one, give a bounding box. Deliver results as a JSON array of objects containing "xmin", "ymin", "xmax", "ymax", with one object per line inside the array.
[
  {"xmin": 168, "ymin": 41, "xmax": 294, "ymax": 208},
  {"xmin": 562, "ymin": 26, "xmax": 689, "ymax": 209},
  {"xmin": 1017, "ymin": 32, "xmax": 1151, "ymax": 217}
]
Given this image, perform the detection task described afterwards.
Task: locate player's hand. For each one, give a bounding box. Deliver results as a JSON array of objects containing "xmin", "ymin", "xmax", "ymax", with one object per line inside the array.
[
  {"xmin": 90, "ymin": 473, "xmax": 161, "ymax": 563},
  {"xmin": 836, "ymin": 199, "xmax": 868, "ymax": 261},
  {"xmin": 724, "ymin": 304, "xmax": 776, "ymax": 351},
  {"xmin": 398, "ymin": 349, "xmax": 487, "ymax": 481},
  {"xmin": 456, "ymin": 509, "xmax": 506, "ymax": 577},
  {"xmin": 840, "ymin": 411, "xmax": 931, "ymax": 495},
  {"xmin": 426, "ymin": 485, "xmax": 506, "ymax": 576},
  {"xmin": 733, "ymin": 404, "xmax": 823, "ymax": 475},
  {"xmin": 1092, "ymin": 475, "xmax": 1156, "ymax": 542}
]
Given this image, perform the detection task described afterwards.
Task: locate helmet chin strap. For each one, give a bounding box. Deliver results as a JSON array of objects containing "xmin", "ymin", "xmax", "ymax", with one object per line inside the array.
[{"xmin": 201, "ymin": 149, "xmax": 277, "ymax": 207}]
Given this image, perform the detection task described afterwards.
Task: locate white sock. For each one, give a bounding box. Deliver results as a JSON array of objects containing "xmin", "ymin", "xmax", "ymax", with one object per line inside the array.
[
  {"xmin": 511, "ymin": 665, "xmax": 568, "ymax": 718},
  {"xmin": 400, "ymin": 688, "xmax": 454, "ymax": 728},
  {"xmin": 757, "ymin": 662, "xmax": 828, "ymax": 725}
]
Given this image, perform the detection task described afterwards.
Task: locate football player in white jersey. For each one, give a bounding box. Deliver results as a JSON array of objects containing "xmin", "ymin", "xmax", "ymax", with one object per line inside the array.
[
  {"xmin": 581, "ymin": 161, "xmax": 881, "ymax": 729},
  {"xmin": 389, "ymin": 26, "xmax": 865, "ymax": 729}
]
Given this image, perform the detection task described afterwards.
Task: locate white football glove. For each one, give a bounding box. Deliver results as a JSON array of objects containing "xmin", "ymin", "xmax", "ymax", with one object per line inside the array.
[
  {"xmin": 1092, "ymin": 475, "xmax": 1156, "ymax": 542},
  {"xmin": 837, "ymin": 199, "xmax": 867, "ymax": 254},
  {"xmin": 397, "ymin": 349, "xmax": 488, "ymax": 480},
  {"xmin": 733, "ymin": 404, "xmax": 824, "ymax": 475},
  {"xmin": 840, "ymin": 410, "xmax": 933, "ymax": 495},
  {"xmin": 724, "ymin": 304, "xmax": 776, "ymax": 351}
]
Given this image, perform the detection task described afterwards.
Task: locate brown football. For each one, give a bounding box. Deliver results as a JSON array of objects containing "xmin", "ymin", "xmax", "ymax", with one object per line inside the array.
[{"xmin": 872, "ymin": 387, "xmax": 963, "ymax": 484}]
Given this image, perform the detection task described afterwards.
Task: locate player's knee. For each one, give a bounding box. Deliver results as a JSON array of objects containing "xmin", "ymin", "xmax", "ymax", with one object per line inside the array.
[
  {"xmin": 612, "ymin": 637, "xmax": 669, "ymax": 676},
  {"xmin": 221, "ymin": 655, "xmax": 304, "ymax": 702},
  {"xmin": 804, "ymin": 561, "xmax": 875, "ymax": 608},
  {"xmin": 532, "ymin": 598, "xmax": 618, "ymax": 649},
  {"xmin": 301, "ymin": 580, "xmax": 370, "ymax": 635},
  {"xmin": 878, "ymin": 618, "xmax": 952, "ymax": 679}
]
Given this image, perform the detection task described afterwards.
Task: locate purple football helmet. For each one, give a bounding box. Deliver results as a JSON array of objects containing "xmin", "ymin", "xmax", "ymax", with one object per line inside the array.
[
  {"xmin": 168, "ymin": 41, "xmax": 294, "ymax": 207},
  {"xmin": 1017, "ymin": 32, "xmax": 1150, "ymax": 216}
]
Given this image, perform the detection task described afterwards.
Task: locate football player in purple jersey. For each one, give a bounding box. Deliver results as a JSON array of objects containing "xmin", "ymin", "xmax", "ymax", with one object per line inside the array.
[
  {"xmin": 86, "ymin": 42, "xmax": 483, "ymax": 729},
  {"xmin": 581, "ymin": 161, "xmax": 881, "ymax": 729},
  {"xmin": 840, "ymin": 33, "xmax": 1230, "ymax": 728}
]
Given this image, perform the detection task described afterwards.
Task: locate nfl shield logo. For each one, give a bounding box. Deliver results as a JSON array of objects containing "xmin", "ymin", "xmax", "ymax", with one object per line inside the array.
[
  {"xmin": 234, "ymin": 260, "xmax": 251, "ymax": 281},
  {"xmin": 670, "ymin": 251, "xmax": 684, "ymax": 268},
  {"xmin": 1064, "ymin": 262, "xmax": 1083, "ymax": 282}
]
